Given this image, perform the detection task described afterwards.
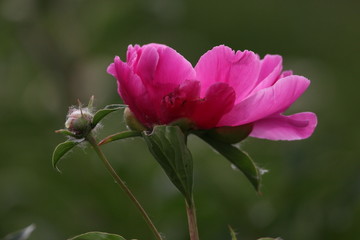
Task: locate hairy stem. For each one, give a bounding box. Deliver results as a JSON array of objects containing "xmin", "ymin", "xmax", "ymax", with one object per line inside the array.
[
  {"xmin": 186, "ymin": 198, "xmax": 199, "ymax": 240},
  {"xmin": 86, "ymin": 134, "xmax": 163, "ymax": 240}
]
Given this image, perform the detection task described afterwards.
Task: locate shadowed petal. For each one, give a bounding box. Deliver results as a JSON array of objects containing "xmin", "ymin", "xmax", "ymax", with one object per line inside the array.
[
  {"xmin": 160, "ymin": 80, "xmax": 200, "ymax": 124},
  {"xmin": 218, "ymin": 75, "xmax": 310, "ymax": 126},
  {"xmin": 250, "ymin": 112, "xmax": 317, "ymax": 140},
  {"xmin": 192, "ymin": 83, "xmax": 236, "ymax": 129}
]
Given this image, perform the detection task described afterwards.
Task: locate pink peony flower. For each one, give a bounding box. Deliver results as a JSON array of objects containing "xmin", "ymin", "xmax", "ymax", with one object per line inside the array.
[{"xmin": 107, "ymin": 43, "xmax": 317, "ymax": 140}]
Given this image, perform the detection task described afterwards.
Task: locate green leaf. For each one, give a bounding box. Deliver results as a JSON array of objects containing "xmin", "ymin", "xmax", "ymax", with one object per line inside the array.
[
  {"xmin": 68, "ymin": 232, "xmax": 126, "ymax": 240},
  {"xmin": 228, "ymin": 226, "xmax": 238, "ymax": 240},
  {"xmin": 98, "ymin": 130, "xmax": 142, "ymax": 146},
  {"xmin": 2, "ymin": 224, "xmax": 35, "ymax": 240},
  {"xmin": 91, "ymin": 104, "xmax": 127, "ymax": 128},
  {"xmin": 52, "ymin": 141, "xmax": 80, "ymax": 172},
  {"xmin": 196, "ymin": 133, "xmax": 261, "ymax": 192},
  {"xmin": 104, "ymin": 104, "xmax": 128, "ymax": 110},
  {"xmin": 142, "ymin": 125, "xmax": 193, "ymax": 204}
]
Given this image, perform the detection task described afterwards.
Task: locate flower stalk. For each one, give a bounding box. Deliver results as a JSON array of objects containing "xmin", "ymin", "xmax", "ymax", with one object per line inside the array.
[
  {"xmin": 85, "ymin": 134, "xmax": 163, "ymax": 240},
  {"xmin": 186, "ymin": 198, "xmax": 199, "ymax": 240}
]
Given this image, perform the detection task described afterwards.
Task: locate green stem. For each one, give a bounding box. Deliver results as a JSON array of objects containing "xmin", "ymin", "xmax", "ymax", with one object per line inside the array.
[
  {"xmin": 186, "ymin": 198, "xmax": 199, "ymax": 240},
  {"xmin": 86, "ymin": 134, "xmax": 163, "ymax": 240}
]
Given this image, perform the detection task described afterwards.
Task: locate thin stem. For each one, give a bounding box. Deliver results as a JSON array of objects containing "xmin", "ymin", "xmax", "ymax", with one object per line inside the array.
[
  {"xmin": 186, "ymin": 198, "xmax": 199, "ymax": 240},
  {"xmin": 86, "ymin": 134, "xmax": 163, "ymax": 240}
]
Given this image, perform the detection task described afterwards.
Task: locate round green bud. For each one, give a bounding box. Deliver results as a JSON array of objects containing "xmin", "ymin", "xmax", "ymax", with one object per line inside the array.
[
  {"xmin": 65, "ymin": 108, "xmax": 93, "ymax": 138},
  {"xmin": 124, "ymin": 107, "xmax": 148, "ymax": 132}
]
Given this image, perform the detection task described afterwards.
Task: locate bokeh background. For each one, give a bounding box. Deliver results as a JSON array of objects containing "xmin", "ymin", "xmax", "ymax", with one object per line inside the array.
[{"xmin": 1, "ymin": 0, "xmax": 359, "ymax": 239}]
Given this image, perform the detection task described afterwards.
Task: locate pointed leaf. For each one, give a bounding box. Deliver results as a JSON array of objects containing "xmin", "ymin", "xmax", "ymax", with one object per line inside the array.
[
  {"xmin": 2, "ymin": 224, "xmax": 35, "ymax": 240},
  {"xmin": 98, "ymin": 130, "xmax": 142, "ymax": 146},
  {"xmin": 196, "ymin": 133, "xmax": 261, "ymax": 192},
  {"xmin": 68, "ymin": 232, "xmax": 126, "ymax": 240},
  {"xmin": 87, "ymin": 95, "xmax": 95, "ymax": 109},
  {"xmin": 52, "ymin": 141, "xmax": 80, "ymax": 172},
  {"xmin": 142, "ymin": 125, "xmax": 193, "ymax": 204},
  {"xmin": 91, "ymin": 104, "xmax": 127, "ymax": 128}
]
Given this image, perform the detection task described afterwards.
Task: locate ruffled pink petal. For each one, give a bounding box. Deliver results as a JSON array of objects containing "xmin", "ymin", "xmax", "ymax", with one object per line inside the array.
[
  {"xmin": 249, "ymin": 112, "xmax": 317, "ymax": 140},
  {"xmin": 280, "ymin": 70, "xmax": 293, "ymax": 78},
  {"xmin": 115, "ymin": 44, "xmax": 196, "ymax": 125},
  {"xmin": 134, "ymin": 45, "xmax": 159, "ymax": 86},
  {"xmin": 218, "ymin": 75, "xmax": 310, "ymax": 126},
  {"xmin": 108, "ymin": 56, "xmax": 157, "ymax": 126},
  {"xmin": 133, "ymin": 44, "xmax": 196, "ymax": 95},
  {"xmin": 154, "ymin": 45, "xmax": 196, "ymax": 89},
  {"xmin": 195, "ymin": 45, "xmax": 261, "ymax": 101},
  {"xmin": 192, "ymin": 82, "xmax": 236, "ymax": 129},
  {"xmin": 107, "ymin": 62, "xmax": 116, "ymax": 77},
  {"xmin": 127, "ymin": 44, "xmax": 142, "ymax": 68},
  {"xmin": 251, "ymin": 54, "xmax": 283, "ymax": 93}
]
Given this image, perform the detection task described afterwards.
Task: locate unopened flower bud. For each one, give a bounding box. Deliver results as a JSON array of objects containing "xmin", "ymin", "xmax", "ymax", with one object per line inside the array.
[
  {"xmin": 65, "ymin": 108, "xmax": 93, "ymax": 138},
  {"xmin": 124, "ymin": 107, "xmax": 147, "ymax": 131}
]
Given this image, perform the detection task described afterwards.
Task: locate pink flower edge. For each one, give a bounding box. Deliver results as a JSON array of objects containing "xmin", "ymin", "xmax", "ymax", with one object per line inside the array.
[{"xmin": 249, "ymin": 112, "xmax": 318, "ymax": 140}]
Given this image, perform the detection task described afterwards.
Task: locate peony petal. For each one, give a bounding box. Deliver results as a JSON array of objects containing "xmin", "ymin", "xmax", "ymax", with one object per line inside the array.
[
  {"xmin": 113, "ymin": 44, "xmax": 196, "ymax": 125},
  {"xmin": 154, "ymin": 45, "xmax": 196, "ymax": 89},
  {"xmin": 195, "ymin": 45, "xmax": 261, "ymax": 101},
  {"xmin": 127, "ymin": 44, "xmax": 142, "ymax": 68},
  {"xmin": 135, "ymin": 44, "xmax": 195, "ymax": 93},
  {"xmin": 251, "ymin": 54, "xmax": 283, "ymax": 93},
  {"xmin": 280, "ymin": 70, "xmax": 293, "ymax": 78},
  {"xmin": 111, "ymin": 56, "xmax": 158, "ymax": 126},
  {"xmin": 126, "ymin": 44, "xmax": 196, "ymax": 120},
  {"xmin": 249, "ymin": 112, "xmax": 317, "ymax": 140},
  {"xmin": 218, "ymin": 75, "xmax": 310, "ymax": 126},
  {"xmin": 192, "ymin": 82, "xmax": 236, "ymax": 129},
  {"xmin": 134, "ymin": 45, "xmax": 160, "ymax": 86},
  {"xmin": 107, "ymin": 62, "xmax": 116, "ymax": 77}
]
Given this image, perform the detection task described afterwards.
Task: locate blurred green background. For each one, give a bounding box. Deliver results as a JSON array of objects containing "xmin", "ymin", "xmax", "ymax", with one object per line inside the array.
[{"xmin": 1, "ymin": 0, "xmax": 359, "ymax": 239}]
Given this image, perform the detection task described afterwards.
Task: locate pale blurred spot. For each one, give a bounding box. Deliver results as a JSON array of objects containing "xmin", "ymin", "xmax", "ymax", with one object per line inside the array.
[
  {"xmin": 327, "ymin": 205, "xmax": 352, "ymax": 233},
  {"xmin": 151, "ymin": 167, "xmax": 179, "ymax": 199},
  {"xmin": 70, "ymin": 58, "xmax": 116, "ymax": 107},
  {"xmin": 1, "ymin": 0, "xmax": 35, "ymax": 22},
  {"xmin": 146, "ymin": 0, "xmax": 185, "ymax": 23},
  {"xmin": 284, "ymin": 57, "xmax": 335, "ymax": 112},
  {"xmin": 22, "ymin": 73, "xmax": 61, "ymax": 118}
]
